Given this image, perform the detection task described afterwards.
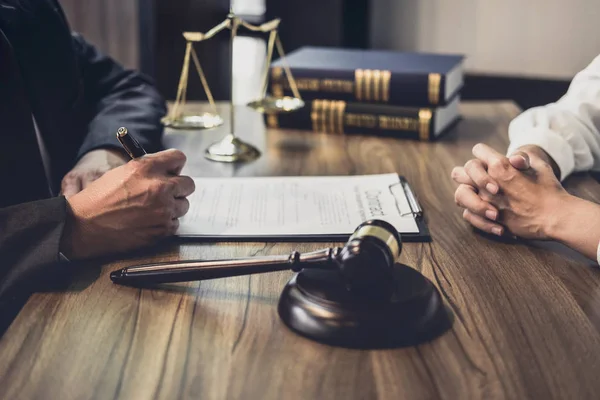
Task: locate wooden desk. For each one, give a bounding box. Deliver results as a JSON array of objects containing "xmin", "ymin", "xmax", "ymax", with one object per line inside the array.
[{"xmin": 2, "ymin": 101, "xmax": 600, "ymax": 399}]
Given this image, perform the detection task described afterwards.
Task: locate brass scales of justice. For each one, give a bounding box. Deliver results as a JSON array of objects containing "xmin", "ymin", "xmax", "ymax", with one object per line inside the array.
[{"xmin": 161, "ymin": 9, "xmax": 304, "ymax": 162}]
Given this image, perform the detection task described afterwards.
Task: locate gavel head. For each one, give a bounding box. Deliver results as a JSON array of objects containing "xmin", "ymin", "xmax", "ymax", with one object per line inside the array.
[{"xmin": 336, "ymin": 219, "xmax": 402, "ymax": 296}]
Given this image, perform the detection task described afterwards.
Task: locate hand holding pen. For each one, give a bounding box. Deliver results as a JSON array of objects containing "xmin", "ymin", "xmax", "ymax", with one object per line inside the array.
[
  {"xmin": 59, "ymin": 128, "xmax": 138, "ymax": 198},
  {"xmin": 58, "ymin": 127, "xmax": 195, "ymax": 261}
]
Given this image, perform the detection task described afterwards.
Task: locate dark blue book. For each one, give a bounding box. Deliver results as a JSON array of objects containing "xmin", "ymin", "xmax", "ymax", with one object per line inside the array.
[
  {"xmin": 265, "ymin": 96, "xmax": 461, "ymax": 141},
  {"xmin": 270, "ymin": 47, "xmax": 464, "ymax": 107}
]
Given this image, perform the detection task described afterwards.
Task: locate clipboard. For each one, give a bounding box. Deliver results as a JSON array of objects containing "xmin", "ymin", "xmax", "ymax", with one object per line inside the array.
[
  {"xmin": 391, "ymin": 176, "xmax": 431, "ymax": 243},
  {"xmin": 176, "ymin": 174, "xmax": 431, "ymax": 243}
]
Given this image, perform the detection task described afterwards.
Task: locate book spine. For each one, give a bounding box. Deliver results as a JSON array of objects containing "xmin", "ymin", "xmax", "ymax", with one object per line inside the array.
[
  {"xmin": 265, "ymin": 100, "xmax": 434, "ymax": 141},
  {"xmin": 269, "ymin": 66, "xmax": 446, "ymax": 107}
]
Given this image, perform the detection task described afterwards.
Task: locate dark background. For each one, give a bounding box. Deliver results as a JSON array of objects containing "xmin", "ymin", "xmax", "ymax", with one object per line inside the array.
[{"xmin": 62, "ymin": 0, "xmax": 571, "ymax": 110}]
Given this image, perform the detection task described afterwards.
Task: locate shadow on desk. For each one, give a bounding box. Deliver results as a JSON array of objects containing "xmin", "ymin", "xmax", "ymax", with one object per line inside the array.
[
  {"xmin": 0, "ymin": 261, "xmax": 101, "ymax": 338},
  {"xmin": 0, "ymin": 241, "xmax": 181, "ymax": 338},
  {"xmin": 475, "ymin": 227, "xmax": 597, "ymax": 267},
  {"xmin": 125, "ymin": 280, "xmax": 278, "ymax": 304}
]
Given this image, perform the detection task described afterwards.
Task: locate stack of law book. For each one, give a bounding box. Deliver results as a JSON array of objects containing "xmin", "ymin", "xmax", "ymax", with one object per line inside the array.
[{"xmin": 265, "ymin": 47, "xmax": 464, "ymax": 141}]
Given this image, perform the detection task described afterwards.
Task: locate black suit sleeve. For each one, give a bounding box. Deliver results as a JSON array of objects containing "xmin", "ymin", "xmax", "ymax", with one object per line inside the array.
[
  {"xmin": 71, "ymin": 33, "xmax": 167, "ymax": 159},
  {"xmin": 0, "ymin": 197, "xmax": 68, "ymax": 301}
]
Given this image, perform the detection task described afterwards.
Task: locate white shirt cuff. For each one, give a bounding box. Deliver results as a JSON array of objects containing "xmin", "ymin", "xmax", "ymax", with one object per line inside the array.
[
  {"xmin": 597, "ymin": 241, "xmax": 600, "ymax": 265},
  {"xmin": 507, "ymin": 127, "xmax": 576, "ymax": 181}
]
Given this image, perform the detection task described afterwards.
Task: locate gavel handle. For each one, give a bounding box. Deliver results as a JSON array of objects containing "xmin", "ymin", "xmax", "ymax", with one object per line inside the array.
[{"xmin": 110, "ymin": 248, "xmax": 340, "ymax": 286}]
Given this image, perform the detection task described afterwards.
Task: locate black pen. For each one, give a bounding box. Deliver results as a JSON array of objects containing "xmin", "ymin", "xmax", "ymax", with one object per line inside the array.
[{"xmin": 116, "ymin": 127, "xmax": 147, "ymax": 159}]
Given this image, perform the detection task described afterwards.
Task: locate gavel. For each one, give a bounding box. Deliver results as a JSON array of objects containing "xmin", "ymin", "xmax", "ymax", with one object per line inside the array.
[
  {"xmin": 110, "ymin": 219, "xmax": 402, "ymax": 295},
  {"xmin": 111, "ymin": 220, "xmax": 453, "ymax": 348}
]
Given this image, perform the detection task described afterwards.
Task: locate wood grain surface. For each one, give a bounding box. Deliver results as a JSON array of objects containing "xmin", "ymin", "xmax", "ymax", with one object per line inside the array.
[{"xmin": 2, "ymin": 101, "xmax": 600, "ymax": 399}]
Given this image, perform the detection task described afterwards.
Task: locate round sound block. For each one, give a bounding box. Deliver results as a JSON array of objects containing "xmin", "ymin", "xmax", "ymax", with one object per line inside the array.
[{"xmin": 277, "ymin": 264, "xmax": 453, "ymax": 349}]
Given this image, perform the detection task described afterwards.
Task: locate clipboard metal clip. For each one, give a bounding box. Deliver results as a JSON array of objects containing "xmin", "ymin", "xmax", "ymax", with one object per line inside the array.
[{"xmin": 389, "ymin": 179, "xmax": 423, "ymax": 218}]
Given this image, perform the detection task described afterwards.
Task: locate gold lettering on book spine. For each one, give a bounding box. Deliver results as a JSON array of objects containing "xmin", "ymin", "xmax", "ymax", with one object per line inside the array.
[
  {"xmin": 311, "ymin": 100, "xmax": 321, "ymax": 132},
  {"xmin": 326, "ymin": 100, "xmax": 333, "ymax": 133},
  {"xmin": 314, "ymin": 100, "xmax": 321, "ymax": 132},
  {"xmin": 378, "ymin": 115, "xmax": 419, "ymax": 131},
  {"xmin": 321, "ymin": 100, "xmax": 330, "ymax": 133},
  {"xmin": 311, "ymin": 100, "xmax": 347, "ymax": 134},
  {"xmin": 382, "ymin": 71, "xmax": 391, "ymax": 102},
  {"xmin": 418, "ymin": 109, "xmax": 432, "ymax": 140},
  {"xmin": 332, "ymin": 101, "xmax": 340, "ymax": 134},
  {"xmin": 321, "ymin": 79, "xmax": 353, "ymax": 93},
  {"xmin": 355, "ymin": 69, "xmax": 364, "ymax": 101},
  {"xmin": 332, "ymin": 100, "xmax": 340, "ymax": 134},
  {"xmin": 342, "ymin": 81, "xmax": 354, "ymax": 93},
  {"xmin": 288, "ymin": 79, "xmax": 318, "ymax": 91},
  {"xmin": 428, "ymin": 73, "xmax": 441, "ymax": 105},
  {"xmin": 364, "ymin": 69, "xmax": 373, "ymax": 101},
  {"xmin": 345, "ymin": 113, "xmax": 377, "ymax": 129},
  {"xmin": 327, "ymin": 100, "xmax": 336, "ymax": 134},
  {"xmin": 315, "ymin": 99, "xmax": 324, "ymax": 132},
  {"xmin": 337, "ymin": 101, "xmax": 346, "ymax": 134},
  {"xmin": 373, "ymin": 70, "xmax": 381, "ymax": 101},
  {"xmin": 355, "ymin": 69, "xmax": 391, "ymax": 101}
]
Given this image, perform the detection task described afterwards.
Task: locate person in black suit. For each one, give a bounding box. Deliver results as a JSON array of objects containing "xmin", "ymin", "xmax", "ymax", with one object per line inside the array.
[{"xmin": 0, "ymin": 0, "xmax": 195, "ymax": 302}]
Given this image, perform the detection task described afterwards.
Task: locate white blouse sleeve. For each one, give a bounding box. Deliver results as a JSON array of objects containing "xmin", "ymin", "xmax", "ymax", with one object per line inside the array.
[{"xmin": 507, "ymin": 54, "xmax": 600, "ymax": 181}]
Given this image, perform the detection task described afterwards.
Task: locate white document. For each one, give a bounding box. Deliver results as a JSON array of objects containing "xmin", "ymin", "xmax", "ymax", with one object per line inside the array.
[{"xmin": 177, "ymin": 173, "xmax": 420, "ymax": 238}]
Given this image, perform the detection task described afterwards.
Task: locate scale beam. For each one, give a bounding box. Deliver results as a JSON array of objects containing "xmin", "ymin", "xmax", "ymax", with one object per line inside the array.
[{"xmin": 164, "ymin": 11, "xmax": 304, "ymax": 162}]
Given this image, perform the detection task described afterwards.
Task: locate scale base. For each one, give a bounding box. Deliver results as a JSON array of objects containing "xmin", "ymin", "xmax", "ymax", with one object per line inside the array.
[
  {"xmin": 247, "ymin": 96, "xmax": 304, "ymax": 114},
  {"xmin": 162, "ymin": 113, "xmax": 224, "ymax": 130},
  {"xmin": 204, "ymin": 134, "xmax": 261, "ymax": 163},
  {"xmin": 278, "ymin": 264, "xmax": 453, "ymax": 349}
]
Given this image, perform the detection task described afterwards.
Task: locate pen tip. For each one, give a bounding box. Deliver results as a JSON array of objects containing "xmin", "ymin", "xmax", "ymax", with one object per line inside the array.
[
  {"xmin": 110, "ymin": 269, "xmax": 124, "ymax": 283},
  {"xmin": 117, "ymin": 127, "xmax": 128, "ymax": 138}
]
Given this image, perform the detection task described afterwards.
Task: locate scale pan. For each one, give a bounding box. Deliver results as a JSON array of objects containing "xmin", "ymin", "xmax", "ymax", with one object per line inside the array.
[
  {"xmin": 162, "ymin": 113, "xmax": 224, "ymax": 130},
  {"xmin": 247, "ymin": 96, "xmax": 304, "ymax": 113}
]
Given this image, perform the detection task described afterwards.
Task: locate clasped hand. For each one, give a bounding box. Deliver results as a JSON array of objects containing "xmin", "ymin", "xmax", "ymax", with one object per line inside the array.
[{"xmin": 451, "ymin": 143, "xmax": 569, "ymax": 240}]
